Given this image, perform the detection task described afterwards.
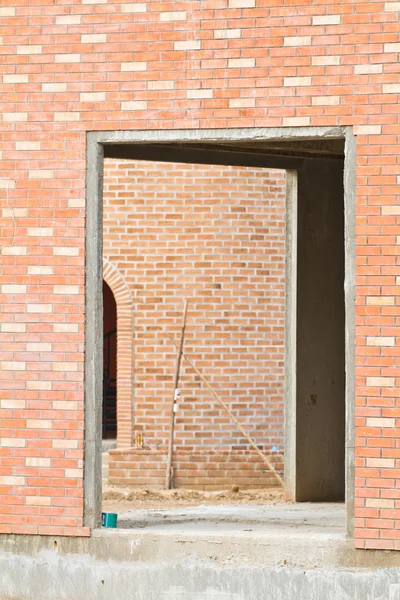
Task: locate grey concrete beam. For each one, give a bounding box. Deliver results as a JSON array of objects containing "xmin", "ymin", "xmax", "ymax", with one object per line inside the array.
[
  {"xmin": 89, "ymin": 126, "xmax": 347, "ymax": 145},
  {"xmin": 103, "ymin": 143, "xmax": 303, "ymax": 170}
]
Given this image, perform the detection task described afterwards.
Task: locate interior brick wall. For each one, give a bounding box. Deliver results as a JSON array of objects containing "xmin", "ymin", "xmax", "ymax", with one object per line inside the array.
[
  {"xmin": 109, "ymin": 448, "xmax": 283, "ymax": 491},
  {"xmin": 0, "ymin": 0, "xmax": 399, "ymax": 548},
  {"xmin": 103, "ymin": 159, "xmax": 286, "ymax": 474}
]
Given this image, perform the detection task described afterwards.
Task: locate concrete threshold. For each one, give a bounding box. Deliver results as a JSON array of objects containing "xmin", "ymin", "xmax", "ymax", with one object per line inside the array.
[
  {"xmin": 112, "ymin": 501, "xmax": 345, "ymax": 539},
  {"xmin": 92, "ymin": 502, "xmax": 345, "ymax": 569}
]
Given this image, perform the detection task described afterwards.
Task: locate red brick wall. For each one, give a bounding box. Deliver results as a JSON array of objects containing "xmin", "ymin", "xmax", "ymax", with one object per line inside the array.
[
  {"xmin": 0, "ymin": 0, "xmax": 399, "ymax": 548},
  {"xmin": 103, "ymin": 159, "xmax": 286, "ymax": 468},
  {"xmin": 109, "ymin": 448, "xmax": 283, "ymax": 491}
]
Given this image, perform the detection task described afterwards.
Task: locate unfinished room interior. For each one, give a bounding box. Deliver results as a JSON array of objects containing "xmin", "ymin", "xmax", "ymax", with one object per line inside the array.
[
  {"xmin": 102, "ymin": 159, "xmax": 287, "ymax": 491},
  {"xmin": 2, "ymin": 0, "xmax": 400, "ymax": 597},
  {"xmin": 100, "ymin": 141, "xmax": 347, "ymax": 531}
]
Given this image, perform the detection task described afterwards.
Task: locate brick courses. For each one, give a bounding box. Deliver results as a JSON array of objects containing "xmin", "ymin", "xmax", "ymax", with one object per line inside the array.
[
  {"xmin": 0, "ymin": 0, "xmax": 399, "ymax": 548},
  {"xmin": 109, "ymin": 448, "xmax": 283, "ymax": 490},
  {"xmin": 103, "ymin": 159, "xmax": 286, "ymax": 486}
]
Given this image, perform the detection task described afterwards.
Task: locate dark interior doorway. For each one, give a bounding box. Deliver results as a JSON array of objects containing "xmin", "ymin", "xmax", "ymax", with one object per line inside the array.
[
  {"xmin": 295, "ymin": 158, "xmax": 345, "ymax": 501},
  {"xmin": 103, "ymin": 281, "xmax": 117, "ymax": 440}
]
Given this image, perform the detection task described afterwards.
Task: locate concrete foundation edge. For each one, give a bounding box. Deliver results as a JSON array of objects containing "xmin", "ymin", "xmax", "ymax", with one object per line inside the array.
[
  {"xmin": 3, "ymin": 531, "xmax": 400, "ymax": 600},
  {"xmin": 2, "ymin": 545, "xmax": 400, "ymax": 600}
]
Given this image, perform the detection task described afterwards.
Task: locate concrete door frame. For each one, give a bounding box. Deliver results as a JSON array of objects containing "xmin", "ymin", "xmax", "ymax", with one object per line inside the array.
[
  {"xmin": 284, "ymin": 170, "xmax": 298, "ymax": 503},
  {"xmin": 85, "ymin": 127, "xmax": 356, "ymax": 537}
]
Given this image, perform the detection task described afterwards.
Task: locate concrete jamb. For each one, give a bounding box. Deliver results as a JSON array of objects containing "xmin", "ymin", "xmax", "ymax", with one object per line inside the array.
[
  {"xmin": 284, "ymin": 170, "xmax": 298, "ymax": 501},
  {"xmin": 85, "ymin": 126, "xmax": 355, "ymax": 536},
  {"xmin": 84, "ymin": 136, "xmax": 104, "ymax": 529},
  {"xmin": 344, "ymin": 128, "xmax": 356, "ymax": 538}
]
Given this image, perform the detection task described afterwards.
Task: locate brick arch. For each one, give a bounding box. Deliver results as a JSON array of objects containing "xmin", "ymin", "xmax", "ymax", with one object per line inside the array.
[{"xmin": 103, "ymin": 258, "xmax": 134, "ymax": 448}]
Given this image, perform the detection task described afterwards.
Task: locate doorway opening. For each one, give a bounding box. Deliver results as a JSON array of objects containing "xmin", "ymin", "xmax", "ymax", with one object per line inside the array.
[
  {"xmin": 295, "ymin": 159, "xmax": 345, "ymax": 502},
  {"xmin": 102, "ymin": 280, "xmax": 117, "ymax": 441},
  {"xmin": 85, "ymin": 128, "xmax": 355, "ymax": 537}
]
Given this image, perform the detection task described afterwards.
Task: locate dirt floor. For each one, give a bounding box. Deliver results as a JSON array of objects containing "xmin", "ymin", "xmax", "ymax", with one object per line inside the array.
[{"xmin": 103, "ymin": 486, "xmax": 284, "ymax": 513}]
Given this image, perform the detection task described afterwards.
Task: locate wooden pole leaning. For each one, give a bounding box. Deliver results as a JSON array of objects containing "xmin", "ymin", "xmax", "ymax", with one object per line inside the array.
[
  {"xmin": 160, "ymin": 328, "xmax": 283, "ymax": 489},
  {"xmin": 180, "ymin": 350, "xmax": 284, "ymax": 487},
  {"xmin": 165, "ymin": 300, "xmax": 189, "ymax": 490}
]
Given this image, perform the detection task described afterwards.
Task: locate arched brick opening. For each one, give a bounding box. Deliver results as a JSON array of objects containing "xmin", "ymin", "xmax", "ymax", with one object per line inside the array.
[
  {"xmin": 103, "ymin": 280, "xmax": 117, "ymax": 440},
  {"xmin": 103, "ymin": 258, "xmax": 134, "ymax": 448}
]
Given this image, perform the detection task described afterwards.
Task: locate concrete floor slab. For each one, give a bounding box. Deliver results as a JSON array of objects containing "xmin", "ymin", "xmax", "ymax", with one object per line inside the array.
[{"xmin": 116, "ymin": 502, "xmax": 345, "ymax": 538}]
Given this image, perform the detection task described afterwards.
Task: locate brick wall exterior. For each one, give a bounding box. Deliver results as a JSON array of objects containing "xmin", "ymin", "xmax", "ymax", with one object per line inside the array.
[
  {"xmin": 0, "ymin": 0, "xmax": 400, "ymax": 548},
  {"xmin": 103, "ymin": 159, "xmax": 286, "ymax": 476}
]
